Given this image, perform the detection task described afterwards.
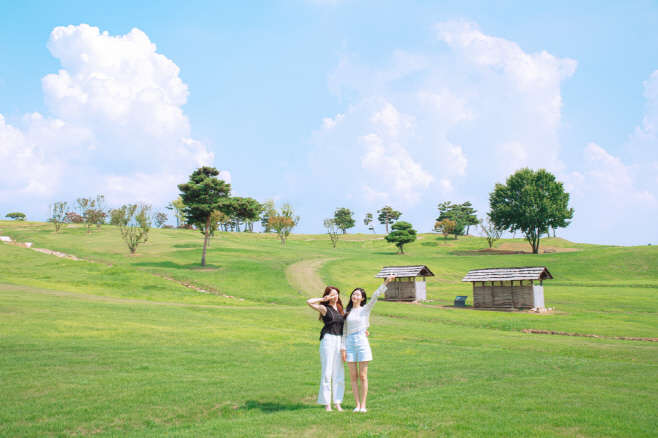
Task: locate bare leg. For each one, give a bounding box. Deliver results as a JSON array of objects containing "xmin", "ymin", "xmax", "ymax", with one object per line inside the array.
[
  {"xmin": 348, "ymin": 362, "xmax": 360, "ymax": 409},
  {"xmin": 359, "ymin": 361, "xmax": 369, "ymax": 409}
]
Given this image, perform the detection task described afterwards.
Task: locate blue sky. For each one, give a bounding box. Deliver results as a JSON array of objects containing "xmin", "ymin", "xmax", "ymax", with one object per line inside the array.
[{"xmin": 1, "ymin": 0, "xmax": 657, "ymax": 245}]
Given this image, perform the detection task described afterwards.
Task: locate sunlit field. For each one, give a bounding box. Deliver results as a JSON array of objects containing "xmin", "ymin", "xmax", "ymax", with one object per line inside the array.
[{"xmin": 1, "ymin": 220, "xmax": 656, "ymax": 437}]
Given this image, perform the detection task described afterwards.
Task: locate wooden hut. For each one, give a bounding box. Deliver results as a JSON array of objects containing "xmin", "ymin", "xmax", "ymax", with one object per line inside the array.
[
  {"xmin": 375, "ymin": 265, "xmax": 435, "ymax": 302},
  {"xmin": 461, "ymin": 266, "xmax": 553, "ymax": 309}
]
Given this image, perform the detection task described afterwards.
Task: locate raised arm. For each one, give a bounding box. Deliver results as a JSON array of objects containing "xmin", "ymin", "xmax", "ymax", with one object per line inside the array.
[
  {"xmin": 307, "ymin": 297, "xmax": 328, "ymax": 316},
  {"xmin": 363, "ymin": 275, "xmax": 395, "ymax": 314}
]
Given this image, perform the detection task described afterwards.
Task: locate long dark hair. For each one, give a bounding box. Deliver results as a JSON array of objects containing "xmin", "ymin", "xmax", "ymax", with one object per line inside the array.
[
  {"xmin": 318, "ymin": 286, "xmax": 344, "ymax": 321},
  {"xmin": 344, "ymin": 288, "xmax": 367, "ymax": 320}
]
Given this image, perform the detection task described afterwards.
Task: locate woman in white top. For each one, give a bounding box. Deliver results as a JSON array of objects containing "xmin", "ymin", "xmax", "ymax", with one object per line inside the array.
[{"xmin": 341, "ymin": 275, "xmax": 395, "ymax": 412}]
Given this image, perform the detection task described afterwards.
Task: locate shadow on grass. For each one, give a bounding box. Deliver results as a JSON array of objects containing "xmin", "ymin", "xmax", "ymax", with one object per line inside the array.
[
  {"xmin": 240, "ymin": 400, "xmax": 312, "ymax": 413},
  {"xmin": 131, "ymin": 261, "xmax": 222, "ymax": 270}
]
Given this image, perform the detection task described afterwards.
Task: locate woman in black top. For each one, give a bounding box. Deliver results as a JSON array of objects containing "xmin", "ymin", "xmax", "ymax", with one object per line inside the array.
[{"xmin": 307, "ymin": 286, "xmax": 345, "ymax": 412}]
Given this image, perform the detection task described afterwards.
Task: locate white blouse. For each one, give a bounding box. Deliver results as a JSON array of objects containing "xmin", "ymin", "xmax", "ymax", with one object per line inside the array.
[{"xmin": 341, "ymin": 283, "xmax": 387, "ymax": 350}]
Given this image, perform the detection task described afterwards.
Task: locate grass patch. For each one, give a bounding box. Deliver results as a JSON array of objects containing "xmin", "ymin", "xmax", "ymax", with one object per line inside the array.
[{"xmin": 1, "ymin": 221, "xmax": 656, "ymax": 437}]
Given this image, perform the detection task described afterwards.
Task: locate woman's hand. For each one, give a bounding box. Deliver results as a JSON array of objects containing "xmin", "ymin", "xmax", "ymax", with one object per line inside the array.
[
  {"xmin": 365, "ymin": 330, "xmax": 370, "ymax": 337},
  {"xmin": 341, "ymin": 350, "xmax": 347, "ymax": 362},
  {"xmin": 384, "ymin": 274, "xmax": 396, "ymax": 285}
]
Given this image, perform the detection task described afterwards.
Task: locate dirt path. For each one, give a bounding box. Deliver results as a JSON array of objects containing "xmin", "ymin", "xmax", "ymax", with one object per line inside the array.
[{"xmin": 286, "ymin": 258, "xmax": 337, "ymax": 298}]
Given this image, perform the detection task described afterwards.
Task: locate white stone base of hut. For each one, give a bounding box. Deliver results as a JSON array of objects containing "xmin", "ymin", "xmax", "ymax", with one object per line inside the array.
[{"xmin": 385, "ymin": 279, "xmax": 426, "ymax": 302}]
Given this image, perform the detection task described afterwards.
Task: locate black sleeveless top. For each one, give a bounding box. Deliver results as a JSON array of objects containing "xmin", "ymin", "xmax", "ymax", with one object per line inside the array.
[{"xmin": 319, "ymin": 305, "xmax": 343, "ymax": 340}]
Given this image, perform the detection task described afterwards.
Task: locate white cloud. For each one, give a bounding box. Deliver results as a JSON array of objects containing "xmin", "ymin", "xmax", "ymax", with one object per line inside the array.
[
  {"xmin": 0, "ymin": 24, "xmax": 213, "ymax": 214},
  {"xmin": 563, "ymin": 143, "xmax": 656, "ymax": 236},
  {"xmin": 307, "ymin": 20, "xmax": 574, "ymax": 231},
  {"xmin": 322, "ymin": 113, "xmax": 345, "ymax": 129},
  {"xmin": 625, "ymin": 70, "xmax": 658, "ymax": 190},
  {"xmin": 359, "ymin": 133, "xmax": 434, "ymax": 204},
  {"xmin": 218, "ymin": 171, "xmax": 232, "ymax": 184},
  {"xmin": 308, "ymin": 96, "xmax": 435, "ymax": 208},
  {"xmin": 362, "ymin": 186, "xmax": 390, "ymax": 204}
]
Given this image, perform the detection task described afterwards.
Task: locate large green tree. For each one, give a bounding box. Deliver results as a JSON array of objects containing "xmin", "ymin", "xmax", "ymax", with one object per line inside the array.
[
  {"xmin": 178, "ymin": 167, "xmax": 232, "ymax": 266},
  {"xmin": 489, "ymin": 168, "xmax": 574, "ymax": 254},
  {"xmin": 385, "ymin": 221, "xmax": 417, "ymax": 254},
  {"xmin": 333, "ymin": 207, "xmax": 355, "ymax": 234}
]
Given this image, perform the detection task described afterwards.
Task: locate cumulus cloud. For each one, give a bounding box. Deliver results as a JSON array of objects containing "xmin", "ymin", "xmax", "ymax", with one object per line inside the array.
[
  {"xmin": 625, "ymin": 70, "xmax": 658, "ymax": 189},
  {"xmin": 0, "ymin": 24, "xmax": 213, "ymax": 214},
  {"xmin": 557, "ymin": 71, "xmax": 658, "ymax": 243},
  {"xmin": 563, "ymin": 143, "xmax": 657, "ymax": 236},
  {"xmin": 307, "ymin": 20, "xmax": 575, "ymax": 231}
]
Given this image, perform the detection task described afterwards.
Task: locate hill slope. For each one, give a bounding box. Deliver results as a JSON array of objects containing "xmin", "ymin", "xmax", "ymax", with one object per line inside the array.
[{"xmin": 1, "ymin": 221, "xmax": 657, "ymax": 437}]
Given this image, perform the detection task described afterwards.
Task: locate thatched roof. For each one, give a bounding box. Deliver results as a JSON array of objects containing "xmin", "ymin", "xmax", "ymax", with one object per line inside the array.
[
  {"xmin": 462, "ymin": 266, "xmax": 553, "ymax": 282},
  {"xmin": 375, "ymin": 265, "xmax": 435, "ymax": 278}
]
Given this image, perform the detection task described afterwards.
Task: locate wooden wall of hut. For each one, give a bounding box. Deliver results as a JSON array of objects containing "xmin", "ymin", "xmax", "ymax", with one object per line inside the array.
[
  {"xmin": 385, "ymin": 278, "xmax": 416, "ymax": 301},
  {"xmin": 473, "ymin": 281, "xmax": 535, "ymax": 308}
]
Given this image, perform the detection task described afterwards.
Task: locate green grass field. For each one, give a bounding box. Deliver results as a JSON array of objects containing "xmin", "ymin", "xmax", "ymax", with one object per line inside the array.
[{"xmin": 1, "ymin": 220, "xmax": 656, "ymax": 437}]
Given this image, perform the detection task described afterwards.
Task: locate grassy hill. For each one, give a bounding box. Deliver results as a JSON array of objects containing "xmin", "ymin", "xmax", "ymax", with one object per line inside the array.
[{"xmin": 1, "ymin": 221, "xmax": 656, "ymax": 437}]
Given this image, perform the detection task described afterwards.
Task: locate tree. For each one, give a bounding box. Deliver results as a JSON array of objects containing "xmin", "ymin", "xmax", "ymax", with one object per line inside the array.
[
  {"xmin": 333, "ymin": 208, "xmax": 356, "ymax": 234},
  {"xmin": 260, "ymin": 198, "xmax": 277, "ymax": 233},
  {"xmin": 461, "ymin": 201, "xmax": 480, "ymax": 235},
  {"xmin": 385, "ymin": 221, "xmax": 417, "ymax": 254},
  {"xmin": 433, "ymin": 219, "xmax": 455, "ymax": 244},
  {"xmin": 198, "ymin": 210, "xmax": 229, "ymax": 244},
  {"xmin": 229, "ymin": 197, "xmax": 261, "ymax": 232},
  {"xmin": 75, "ymin": 197, "xmax": 106, "ymax": 233},
  {"xmin": 65, "ymin": 212, "xmax": 84, "ymax": 224},
  {"xmin": 436, "ymin": 202, "xmax": 467, "ymax": 240},
  {"xmin": 364, "ymin": 213, "xmax": 375, "ymax": 233},
  {"xmin": 240, "ymin": 198, "xmax": 262, "ymax": 232},
  {"xmin": 154, "ymin": 212, "xmax": 168, "ymax": 228},
  {"xmin": 268, "ymin": 203, "xmax": 299, "ymax": 246},
  {"xmin": 47, "ymin": 202, "xmax": 69, "ymax": 232},
  {"xmin": 136, "ymin": 203, "xmax": 153, "ymax": 243},
  {"xmin": 5, "ymin": 212, "xmax": 26, "ymax": 221},
  {"xmin": 166, "ymin": 196, "xmax": 187, "ymax": 228},
  {"xmin": 109, "ymin": 209, "xmax": 125, "ymax": 226},
  {"xmin": 213, "ymin": 210, "xmax": 231, "ymax": 234},
  {"xmin": 117, "ymin": 204, "xmax": 147, "ymax": 254},
  {"xmin": 178, "ymin": 167, "xmax": 232, "ymax": 266},
  {"xmin": 489, "ymin": 168, "xmax": 574, "ymax": 254},
  {"xmin": 377, "ymin": 206, "xmax": 402, "ymax": 234},
  {"xmin": 478, "ymin": 217, "xmax": 503, "ymax": 248},
  {"xmin": 92, "ymin": 195, "xmax": 108, "ymax": 230},
  {"xmin": 323, "ymin": 218, "xmax": 340, "ymax": 248}
]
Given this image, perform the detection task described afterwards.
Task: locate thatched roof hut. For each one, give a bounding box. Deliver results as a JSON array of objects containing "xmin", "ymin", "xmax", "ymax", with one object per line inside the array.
[
  {"xmin": 375, "ymin": 265, "xmax": 435, "ymax": 301},
  {"xmin": 461, "ymin": 266, "xmax": 553, "ymax": 309}
]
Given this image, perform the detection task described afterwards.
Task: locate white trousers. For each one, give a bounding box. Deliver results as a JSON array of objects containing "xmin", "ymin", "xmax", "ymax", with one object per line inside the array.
[{"xmin": 318, "ymin": 334, "xmax": 344, "ymax": 405}]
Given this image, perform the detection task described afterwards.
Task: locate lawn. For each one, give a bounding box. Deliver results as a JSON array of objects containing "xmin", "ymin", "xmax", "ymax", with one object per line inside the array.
[{"xmin": 1, "ymin": 220, "xmax": 656, "ymax": 437}]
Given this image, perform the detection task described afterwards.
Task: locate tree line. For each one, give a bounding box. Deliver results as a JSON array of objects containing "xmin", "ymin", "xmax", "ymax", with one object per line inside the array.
[
  {"xmin": 321, "ymin": 168, "xmax": 573, "ymax": 255},
  {"xmin": 29, "ymin": 166, "xmax": 572, "ymax": 263}
]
